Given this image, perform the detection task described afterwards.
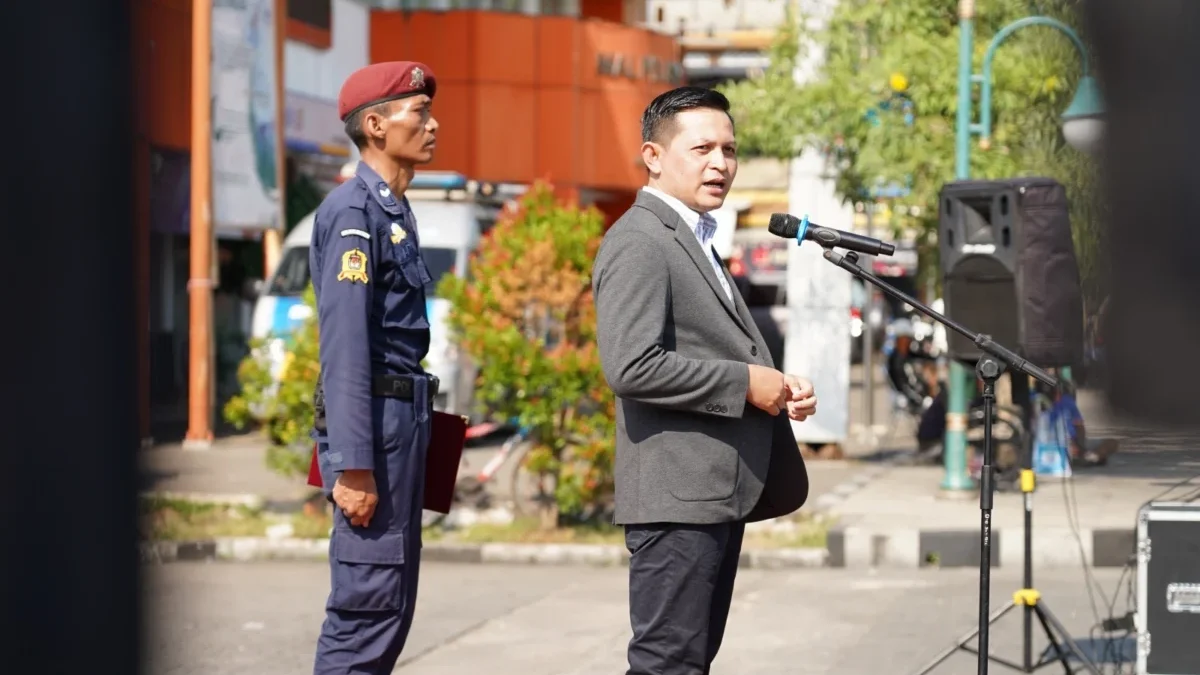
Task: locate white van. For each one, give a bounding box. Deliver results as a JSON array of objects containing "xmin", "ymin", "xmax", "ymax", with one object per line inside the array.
[{"xmin": 250, "ymin": 197, "xmax": 483, "ymax": 417}]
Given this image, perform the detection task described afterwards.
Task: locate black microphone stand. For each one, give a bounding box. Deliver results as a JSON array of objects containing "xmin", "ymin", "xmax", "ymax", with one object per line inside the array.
[{"xmin": 819, "ymin": 248, "xmax": 1102, "ymax": 675}]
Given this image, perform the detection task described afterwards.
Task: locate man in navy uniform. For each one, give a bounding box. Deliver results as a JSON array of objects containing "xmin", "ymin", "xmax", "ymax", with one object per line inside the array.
[{"xmin": 310, "ymin": 60, "xmax": 440, "ymax": 675}]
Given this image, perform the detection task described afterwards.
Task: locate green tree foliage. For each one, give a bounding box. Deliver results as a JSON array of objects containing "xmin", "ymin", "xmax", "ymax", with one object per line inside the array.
[
  {"xmin": 437, "ymin": 183, "xmax": 616, "ymax": 527},
  {"xmin": 720, "ymin": 0, "xmax": 1104, "ymax": 304},
  {"xmin": 223, "ymin": 285, "xmax": 320, "ymax": 478},
  {"xmin": 719, "ymin": 4, "xmax": 807, "ymax": 160}
]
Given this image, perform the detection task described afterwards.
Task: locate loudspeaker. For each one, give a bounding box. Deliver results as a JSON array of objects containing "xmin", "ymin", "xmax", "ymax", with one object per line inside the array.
[{"xmin": 938, "ymin": 178, "xmax": 1084, "ymax": 367}]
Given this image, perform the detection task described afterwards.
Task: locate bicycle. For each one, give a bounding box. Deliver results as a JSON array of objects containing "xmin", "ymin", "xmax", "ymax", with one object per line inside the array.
[
  {"xmin": 463, "ymin": 420, "xmax": 608, "ymax": 521},
  {"xmin": 448, "ymin": 417, "xmax": 531, "ymax": 511},
  {"xmin": 447, "ymin": 387, "xmax": 613, "ymax": 522}
]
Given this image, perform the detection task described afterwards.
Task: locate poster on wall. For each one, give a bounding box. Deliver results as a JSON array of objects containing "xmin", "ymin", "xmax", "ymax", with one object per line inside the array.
[{"xmin": 211, "ymin": 0, "xmax": 281, "ymax": 233}]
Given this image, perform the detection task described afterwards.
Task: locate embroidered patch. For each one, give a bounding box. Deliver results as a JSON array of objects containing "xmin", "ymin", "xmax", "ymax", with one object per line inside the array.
[
  {"xmin": 390, "ymin": 222, "xmax": 406, "ymax": 244},
  {"xmin": 336, "ymin": 249, "xmax": 369, "ymax": 284},
  {"xmin": 339, "ymin": 228, "xmax": 371, "ymax": 240}
]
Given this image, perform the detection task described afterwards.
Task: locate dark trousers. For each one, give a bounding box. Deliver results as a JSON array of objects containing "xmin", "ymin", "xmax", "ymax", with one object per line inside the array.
[
  {"xmin": 625, "ymin": 522, "xmax": 746, "ymax": 675},
  {"xmin": 313, "ymin": 379, "xmax": 432, "ymax": 675}
]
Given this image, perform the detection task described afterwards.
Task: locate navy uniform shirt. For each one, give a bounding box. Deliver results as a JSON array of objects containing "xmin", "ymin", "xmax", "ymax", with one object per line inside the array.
[{"xmin": 310, "ymin": 161, "xmax": 433, "ymax": 471}]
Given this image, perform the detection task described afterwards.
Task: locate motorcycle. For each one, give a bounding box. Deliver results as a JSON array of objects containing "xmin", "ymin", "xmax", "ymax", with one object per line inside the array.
[
  {"xmin": 883, "ymin": 304, "xmax": 1029, "ymax": 474},
  {"xmin": 882, "ymin": 310, "xmax": 941, "ymax": 418}
]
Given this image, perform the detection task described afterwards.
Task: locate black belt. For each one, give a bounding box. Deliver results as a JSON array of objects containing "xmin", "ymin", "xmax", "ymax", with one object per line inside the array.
[{"xmin": 371, "ymin": 374, "xmax": 438, "ymax": 400}]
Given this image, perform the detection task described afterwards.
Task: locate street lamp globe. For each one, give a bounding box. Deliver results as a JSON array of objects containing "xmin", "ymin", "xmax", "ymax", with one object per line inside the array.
[{"xmin": 1061, "ymin": 75, "xmax": 1105, "ymax": 154}]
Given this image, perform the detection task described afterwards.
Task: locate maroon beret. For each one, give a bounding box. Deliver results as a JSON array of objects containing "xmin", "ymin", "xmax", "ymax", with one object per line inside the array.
[{"xmin": 337, "ymin": 61, "xmax": 437, "ymax": 121}]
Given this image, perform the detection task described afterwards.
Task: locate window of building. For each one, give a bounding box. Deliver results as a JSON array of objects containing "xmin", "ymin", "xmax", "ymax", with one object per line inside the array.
[
  {"xmin": 289, "ymin": 0, "xmax": 331, "ymax": 28},
  {"xmin": 287, "ymin": 0, "xmax": 332, "ymax": 49}
]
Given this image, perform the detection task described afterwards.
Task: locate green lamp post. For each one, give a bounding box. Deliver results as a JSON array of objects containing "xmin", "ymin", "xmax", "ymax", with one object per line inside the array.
[
  {"xmin": 976, "ymin": 16, "xmax": 1106, "ymax": 154},
  {"xmin": 943, "ymin": 2, "xmax": 1105, "ymax": 493}
]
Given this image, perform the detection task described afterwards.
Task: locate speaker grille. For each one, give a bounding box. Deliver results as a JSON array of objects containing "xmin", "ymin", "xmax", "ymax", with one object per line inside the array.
[{"xmin": 945, "ymin": 255, "xmax": 1018, "ymax": 362}]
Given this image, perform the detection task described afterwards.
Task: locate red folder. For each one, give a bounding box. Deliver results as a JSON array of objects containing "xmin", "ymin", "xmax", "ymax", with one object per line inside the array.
[
  {"xmin": 306, "ymin": 445, "xmax": 323, "ymax": 488},
  {"xmin": 305, "ymin": 411, "xmax": 468, "ymax": 515}
]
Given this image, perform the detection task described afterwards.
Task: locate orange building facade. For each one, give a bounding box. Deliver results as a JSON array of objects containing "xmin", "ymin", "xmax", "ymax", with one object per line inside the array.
[
  {"xmin": 370, "ymin": 8, "xmax": 682, "ymax": 222},
  {"xmin": 129, "ymin": 1, "xmax": 681, "ymax": 443}
]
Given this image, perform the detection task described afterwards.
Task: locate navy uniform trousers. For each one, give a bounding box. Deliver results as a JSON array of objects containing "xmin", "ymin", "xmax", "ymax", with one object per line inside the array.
[{"xmin": 313, "ymin": 376, "xmax": 432, "ymax": 675}]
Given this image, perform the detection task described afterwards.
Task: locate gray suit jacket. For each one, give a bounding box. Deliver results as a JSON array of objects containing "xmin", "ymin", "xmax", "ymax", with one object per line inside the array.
[{"xmin": 593, "ymin": 190, "xmax": 809, "ymax": 526}]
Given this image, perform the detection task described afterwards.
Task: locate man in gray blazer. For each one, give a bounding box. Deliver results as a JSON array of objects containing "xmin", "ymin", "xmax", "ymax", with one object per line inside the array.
[{"xmin": 593, "ymin": 86, "xmax": 818, "ymax": 675}]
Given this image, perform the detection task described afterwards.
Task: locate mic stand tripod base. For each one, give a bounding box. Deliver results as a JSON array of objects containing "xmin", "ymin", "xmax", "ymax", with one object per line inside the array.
[
  {"xmin": 911, "ymin": 586, "xmax": 1104, "ymax": 675},
  {"xmin": 912, "ymin": 361, "xmax": 1102, "ymax": 675}
]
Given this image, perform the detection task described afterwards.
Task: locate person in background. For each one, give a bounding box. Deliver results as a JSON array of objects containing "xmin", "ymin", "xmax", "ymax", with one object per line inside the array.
[{"xmin": 1041, "ymin": 376, "xmax": 1120, "ymax": 468}]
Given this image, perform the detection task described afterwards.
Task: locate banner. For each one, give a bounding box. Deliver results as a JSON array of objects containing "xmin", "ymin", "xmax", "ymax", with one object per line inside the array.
[{"xmin": 211, "ymin": 0, "xmax": 281, "ymax": 232}]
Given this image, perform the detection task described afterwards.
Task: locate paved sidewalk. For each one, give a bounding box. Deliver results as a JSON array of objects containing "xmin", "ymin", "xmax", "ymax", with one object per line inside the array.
[
  {"xmin": 139, "ymin": 424, "xmax": 893, "ymax": 521},
  {"xmin": 825, "ymin": 388, "xmax": 1200, "ymax": 569},
  {"xmin": 139, "ymin": 429, "xmax": 882, "ymax": 521},
  {"xmin": 140, "ymin": 433, "xmax": 317, "ymax": 508}
]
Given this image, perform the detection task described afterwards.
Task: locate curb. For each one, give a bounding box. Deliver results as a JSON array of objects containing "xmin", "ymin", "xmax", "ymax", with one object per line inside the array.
[
  {"xmin": 803, "ymin": 456, "xmax": 1138, "ymax": 569},
  {"xmin": 825, "ymin": 526, "xmax": 1137, "ymax": 569},
  {"xmin": 139, "ymin": 538, "xmax": 828, "ymax": 569},
  {"xmin": 140, "ymin": 528, "xmax": 1135, "ymax": 570},
  {"xmin": 141, "ymin": 491, "xmax": 266, "ymax": 510}
]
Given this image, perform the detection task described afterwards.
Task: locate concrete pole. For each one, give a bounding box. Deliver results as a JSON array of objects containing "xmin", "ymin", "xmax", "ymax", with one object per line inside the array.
[
  {"xmin": 263, "ymin": 0, "xmax": 288, "ymax": 280},
  {"xmin": 185, "ymin": 0, "xmax": 214, "ymax": 449}
]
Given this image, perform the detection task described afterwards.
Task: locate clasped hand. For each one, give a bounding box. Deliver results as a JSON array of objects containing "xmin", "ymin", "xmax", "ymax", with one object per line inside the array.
[
  {"xmin": 747, "ymin": 365, "xmax": 819, "ymax": 421},
  {"xmin": 332, "ymin": 469, "xmax": 379, "ymax": 527}
]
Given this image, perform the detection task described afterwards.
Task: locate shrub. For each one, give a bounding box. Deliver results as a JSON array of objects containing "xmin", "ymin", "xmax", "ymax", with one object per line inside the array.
[
  {"xmin": 223, "ymin": 284, "xmax": 320, "ymax": 478},
  {"xmin": 437, "ymin": 182, "xmax": 616, "ymax": 527}
]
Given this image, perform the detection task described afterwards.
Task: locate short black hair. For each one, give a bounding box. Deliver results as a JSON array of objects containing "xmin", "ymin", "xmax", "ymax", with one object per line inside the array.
[
  {"xmin": 640, "ymin": 86, "xmax": 733, "ymax": 145},
  {"xmin": 343, "ymin": 101, "xmax": 393, "ymax": 150}
]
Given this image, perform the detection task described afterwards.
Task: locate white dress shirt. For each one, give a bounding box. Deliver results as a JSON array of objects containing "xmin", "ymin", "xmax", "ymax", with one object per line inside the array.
[{"xmin": 641, "ymin": 186, "xmax": 733, "ymax": 302}]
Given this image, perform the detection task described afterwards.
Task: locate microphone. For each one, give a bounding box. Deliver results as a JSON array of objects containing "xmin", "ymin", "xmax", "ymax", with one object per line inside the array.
[{"xmin": 768, "ymin": 213, "xmax": 896, "ymax": 257}]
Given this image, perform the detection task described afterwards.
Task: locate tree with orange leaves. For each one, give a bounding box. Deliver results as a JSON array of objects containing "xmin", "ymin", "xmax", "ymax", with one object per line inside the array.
[{"xmin": 437, "ymin": 182, "xmax": 615, "ymax": 528}]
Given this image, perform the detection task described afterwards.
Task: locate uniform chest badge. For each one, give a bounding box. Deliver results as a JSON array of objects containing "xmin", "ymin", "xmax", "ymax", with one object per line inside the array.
[
  {"xmin": 390, "ymin": 222, "xmax": 407, "ymax": 244},
  {"xmin": 337, "ymin": 248, "xmax": 369, "ymax": 284}
]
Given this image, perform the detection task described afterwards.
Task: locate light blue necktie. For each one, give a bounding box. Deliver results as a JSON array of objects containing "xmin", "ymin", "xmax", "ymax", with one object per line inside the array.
[{"xmin": 698, "ymin": 213, "xmax": 732, "ymax": 302}]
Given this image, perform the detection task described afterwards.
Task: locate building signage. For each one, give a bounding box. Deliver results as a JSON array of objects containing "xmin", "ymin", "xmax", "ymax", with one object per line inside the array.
[
  {"xmin": 211, "ymin": 0, "xmax": 283, "ymax": 232},
  {"xmin": 596, "ymin": 53, "xmax": 685, "ymax": 85}
]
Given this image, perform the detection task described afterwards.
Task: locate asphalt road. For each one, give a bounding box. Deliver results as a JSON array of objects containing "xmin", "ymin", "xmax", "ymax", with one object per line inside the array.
[{"xmin": 143, "ymin": 561, "xmax": 1138, "ymax": 675}]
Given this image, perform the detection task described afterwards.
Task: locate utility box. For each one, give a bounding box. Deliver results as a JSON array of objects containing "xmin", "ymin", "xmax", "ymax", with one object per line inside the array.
[{"xmin": 1135, "ymin": 501, "xmax": 1200, "ymax": 675}]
